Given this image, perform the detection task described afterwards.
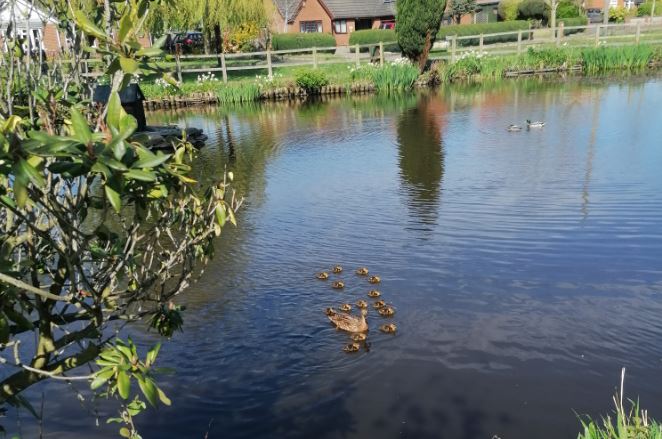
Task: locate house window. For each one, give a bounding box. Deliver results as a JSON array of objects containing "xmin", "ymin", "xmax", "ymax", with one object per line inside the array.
[
  {"xmin": 334, "ymin": 19, "xmax": 347, "ymax": 34},
  {"xmin": 300, "ymin": 21, "xmax": 322, "ymax": 33}
]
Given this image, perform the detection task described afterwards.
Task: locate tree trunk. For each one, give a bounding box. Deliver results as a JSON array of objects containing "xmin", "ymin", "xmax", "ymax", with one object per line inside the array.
[
  {"xmin": 418, "ymin": 31, "xmax": 432, "ymax": 73},
  {"xmin": 214, "ymin": 25, "xmax": 222, "ymax": 54}
]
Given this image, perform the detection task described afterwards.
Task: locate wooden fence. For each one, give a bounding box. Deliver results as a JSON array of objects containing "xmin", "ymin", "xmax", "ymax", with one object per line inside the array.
[{"xmin": 79, "ymin": 21, "xmax": 662, "ymax": 80}]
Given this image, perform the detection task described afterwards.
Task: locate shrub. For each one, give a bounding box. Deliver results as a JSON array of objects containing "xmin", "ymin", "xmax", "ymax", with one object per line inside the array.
[
  {"xmin": 559, "ymin": 16, "xmax": 588, "ymax": 35},
  {"xmin": 637, "ymin": 1, "xmax": 662, "ymax": 16},
  {"xmin": 349, "ymin": 29, "xmax": 397, "ymax": 45},
  {"xmin": 397, "ymin": 0, "xmax": 448, "ymax": 70},
  {"xmin": 498, "ymin": 0, "xmax": 523, "ymax": 21},
  {"xmin": 271, "ymin": 33, "xmax": 336, "ymax": 50},
  {"xmin": 608, "ymin": 5, "xmax": 629, "ymax": 22},
  {"xmin": 295, "ymin": 69, "xmax": 330, "ymax": 91},
  {"xmin": 556, "ymin": 0, "xmax": 581, "ymax": 18},
  {"xmin": 437, "ymin": 21, "xmax": 530, "ymax": 46},
  {"xmin": 518, "ymin": 0, "xmax": 550, "ymax": 21}
]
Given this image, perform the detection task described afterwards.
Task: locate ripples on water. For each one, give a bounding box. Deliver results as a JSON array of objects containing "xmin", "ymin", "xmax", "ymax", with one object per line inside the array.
[{"xmin": 26, "ymin": 76, "xmax": 662, "ymax": 438}]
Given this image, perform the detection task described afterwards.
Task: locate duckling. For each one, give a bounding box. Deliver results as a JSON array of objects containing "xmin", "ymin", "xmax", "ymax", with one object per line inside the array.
[
  {"xmin": 507, "ymin": 124, "xmax": 522, "ymax": 132},
  {"xmin": 356, "ymin": 267, "xmax": 369, "ymax": 276},
  {"xmin": 350, "ymin": 333, "xmax": 367, "ymax": 342},
  {"xmin": 379, "ymin": 323, "xmax": 397, "ymax": 334},
  {"xmin": 527, "ymin": 119, "xmax": 545, "ymax": 128},
  {"xmin": 373, "ymin": 299, "xmax": 386, "ymax": 309},
  {"xmin": 328, "ymin": 308, "xmax": 368, "ymax": 333},
  {"xmin": 332, "ymin": 265, "xmax": 343, "ymax": 274},
  {"xmin": 332, "ymin": 280, "xmax": 345, "ymax": 289},
  {"xmin": 356, "ymin": 300, "xmax": 368, "ymax": 309},
  {"xmin": 324, "ymin": 307, "xmax": 336, "ymax": 316},
  {"xmin": 368, "ymin": 275, "xmax": 381, "ymax": 284},
  {"xmin": 339, "ymin": 303, "xmax": 352, "ymax": 313},
  {"xmin": 378, "ymin": 306, "xmax": 395, "ymax": 317},
  {"xmin": 367, "ymin": 289, "xmax": 381, "ymax": 298},
  {"xmin": 343, "ymin": 343, "xmax": 361, "ymax": 353},
  {"xmin": 316, "ymin": 272, "xmax": 329, "ymax": 280}
]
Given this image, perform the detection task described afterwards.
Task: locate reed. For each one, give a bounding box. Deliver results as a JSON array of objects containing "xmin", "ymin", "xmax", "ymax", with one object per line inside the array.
[{"xmin": 581, "ymin": 46, "xmax": 655, "ymax": 74}]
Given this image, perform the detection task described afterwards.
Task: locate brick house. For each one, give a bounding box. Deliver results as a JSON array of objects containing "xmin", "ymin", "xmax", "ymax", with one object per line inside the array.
[
  {"xmin": 0, "ymin": 0, "xmax": 66, "ymax": 57},
  {"xmin": 269, "ymin": 0, "xmax": 397, "ymax": 46}
]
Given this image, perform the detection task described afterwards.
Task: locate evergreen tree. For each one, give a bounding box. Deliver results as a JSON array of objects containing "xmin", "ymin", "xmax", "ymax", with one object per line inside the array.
[{"xmin": 396, "ymin": 0, "xmax": 447, "ymax": 72}]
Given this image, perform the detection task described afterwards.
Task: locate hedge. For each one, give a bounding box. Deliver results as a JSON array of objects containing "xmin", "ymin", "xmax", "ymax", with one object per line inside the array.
[
  {"xmin": 437, "ymin": 21, "xmax": 530, "ymax": 46},
  {"xmin": 271, "ymin": 33, "xmax": 336, "ymax": 50},
  {"xmin": 560, "ymin": 16, "xmax": 588, "ymax": 35},
  {"xmin": 349, "ymin": 29, "xmax": 396, "ymax": 45}
]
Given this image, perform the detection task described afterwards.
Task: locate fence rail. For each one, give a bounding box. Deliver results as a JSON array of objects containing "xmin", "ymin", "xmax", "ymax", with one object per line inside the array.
[{"xmin": 78, "ymin": 21, "xmax": 662, "ymax": 80}]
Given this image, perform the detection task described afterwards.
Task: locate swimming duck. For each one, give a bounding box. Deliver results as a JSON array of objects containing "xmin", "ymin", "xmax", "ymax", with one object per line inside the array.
[
  {"xmin": 350, "ymin": 333, "xmax": 367, "ymax": 342},
  {"xmin": 324, "ymin": 307, "xmax": 336, "ymax": 316},
  {"xmin": 332, "ymin": 265, "xmax": 343, "ymax": 274},
  {"xmin": 378, "ymin": 306, "xmax": 395, "ymax": 317},
  {"xmin": 356, "ymin": 267, "xmax": 369, "ymax": 276},
  {"xmin": 332, "ymin": 280, "xmax": 345, "ymax": 289},
  {"xmin": 328, "ymin": 308, "xmax": 368, "ymax": 333},
  {"xmin": 368, "ymin": 276, "xmax": 381, "ymax": 284},
  {"xmin": 372, "ymin": 299, "xmax": 386, "ymax": 309},
  {"xmin": 507, "ymin": 124, "xmax": 522, "ymax": 132},
  {"xmin": 339, "ymin": 303, "xmax": 352, "ymax": 313},
  {"xmin": 316, "ymin": 272, "xmax": 329, "ymax": 280},
  {"xmin": 379, "ymin": 323, "xmax": 397, "ymax": 334},
  {"xmin": 356, "ymin": 300, "xmax": 368, "ymax": 309},
  {"xmin": 527, "ymin": 119, "xmax": 545, "ymax": 128},
  {"xmin": 343, "ymin": 343, "xmax": 361, "ymax": 353},
  {"xmin": 367, "ymin": 290, "xmax": 381, "ymax": 298}
]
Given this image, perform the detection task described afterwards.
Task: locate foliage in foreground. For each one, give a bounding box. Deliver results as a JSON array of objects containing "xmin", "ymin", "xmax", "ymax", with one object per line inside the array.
[
  {"xmin": 0, "ymin": 0, "xmax": 239, "ymax": 436},
  {"xmin": 578, "ymin": 369, "xmax": 662, "ymax": 439}
]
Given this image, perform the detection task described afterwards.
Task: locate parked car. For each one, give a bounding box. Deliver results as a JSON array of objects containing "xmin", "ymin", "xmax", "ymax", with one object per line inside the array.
[
  {"xmin": 168, "ymin": 31, "xmax": 204, "ymax": 54},
  {"xmin": 586, "ymin": 8, "xmax": 603, "ymax": 23},
  {"xmin": 379, "ymin": 21, "xmax": 395, "ymax": 30}
]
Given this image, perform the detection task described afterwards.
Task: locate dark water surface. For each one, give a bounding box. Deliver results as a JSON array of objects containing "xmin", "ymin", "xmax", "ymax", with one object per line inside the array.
[{"xmin": 29, "ymin": 76, "xmax": 662, "ymax": 438}]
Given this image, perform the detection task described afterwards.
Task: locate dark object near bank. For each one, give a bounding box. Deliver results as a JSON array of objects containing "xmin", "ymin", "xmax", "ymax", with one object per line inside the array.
[
  {"xmin": 586, "ymin": 8, "xmax": 603, "ymax": 23},
  {"xmin": 93, "ymin": 84, "xmax": 147, "ymax": 131}
]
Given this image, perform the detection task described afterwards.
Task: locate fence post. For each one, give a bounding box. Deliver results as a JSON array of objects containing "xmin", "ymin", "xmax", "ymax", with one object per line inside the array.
[
  {"xmin": 479, "ymin": 33, "xmax": 484, "ymax": 51},
  {"xmin": 557, "ymin": 22, "xmax": 564, "ymax": 47},
  {"xmin": 379, "ymin": 41, "xmax": 384, "ymax": 66},
  {"xmin": 175, "ymin": 47, "xmax": 183, "ymax": 84},
  {"xmin": 635, "ymin": 22, "xmax": 641, "ymax": 44},
  {"xmin": 267, "ymin": 48, "xmax": 273, "ymax": 79},
  {"xmin": 355, "ymin": 44, "xmax": 360, "ymax": 67},
  {"xmin": 313, "ymin": 47, "xmax": 318, "ymax": 69},
  {"xmin": 517, "ymin": 30, "xmax": 523, "ymax": 55},
  {"xmin": 595, "ymin": 24, "xmax": 601, "ymax": 47},
  {"xmin": 451, "ymin": 35, "xmax": 457, "ymax": 62},
  {"xmin": 220, "ymin": 52, "xmax": 228, "ymax": 83}
]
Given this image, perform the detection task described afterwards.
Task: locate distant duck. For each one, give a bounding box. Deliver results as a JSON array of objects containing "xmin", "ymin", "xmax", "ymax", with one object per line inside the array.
[
  {"xmin": 367, "ymin": 290, "xmax": 381, "ymax": 298},
  {"xmin": 356, "ymin": 267, "xmax": 369, "ymax": 276},
  {"xmin": 378, "ymin": 306, "xmax": 395, "ymax": 317},
  {"xmin": 329, "ymin": 308, "xmax": 368, "ymax": 333},
  {"xmin": 332, "ymin": 280, "xmax": 345, "ymax": 289},
  {"xmin": 350, "ymin": 333, "xmax": 367, "ymax": 342},
  {"xmin": 343, "ymin": 343, "xmax": 361, "ymax": 353},
  {"xmin": 332, "ymin": 265, "xmax": 343, "ymax": 274},
  {"xmin": 372, "ymin": 299, "xmax": 386, "ymax": 309},
  {"xmin": 339, "ymin": 303, "xmax": 352, "ymax": 313},
  {"xmin": 507, "ymin": 124, "xmax": 522, "ymax": 132},
  {"xmin": 316, "ymin": 272, "xmax": 329, "ymax": 280},
  {"xmin": 368, "ymin": 276, "xmax": 381, "ymax": 284},
  {"xmin": 527, "ymin": 119, "xmax": 545, "ymax": 128},
  {"xmin": 356, "ymin": 300, "xmax": 368, "ymax": 309}
]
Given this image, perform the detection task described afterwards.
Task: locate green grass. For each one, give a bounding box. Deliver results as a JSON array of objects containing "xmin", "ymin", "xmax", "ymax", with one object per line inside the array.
[
  {"xmin": 581, "ymin": 45, "xmax": 656, "ymax": 74},
  {"xmin": 578, "ymin": 369, "xmax": 662, "ymax": 439}
]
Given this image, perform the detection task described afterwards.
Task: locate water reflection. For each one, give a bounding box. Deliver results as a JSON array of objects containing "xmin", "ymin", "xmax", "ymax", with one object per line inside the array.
[{"xmin": 396, "ymin": 95, "xmax": 446, "ymax": 227}]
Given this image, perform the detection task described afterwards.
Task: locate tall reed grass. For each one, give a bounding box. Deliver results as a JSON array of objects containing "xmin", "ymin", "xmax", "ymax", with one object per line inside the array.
[{"xmin": 581, "ymin": 46, "xmax": 655, "ymax": 74}]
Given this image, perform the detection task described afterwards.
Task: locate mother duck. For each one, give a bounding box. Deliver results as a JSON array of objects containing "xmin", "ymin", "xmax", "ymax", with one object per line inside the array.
[{"xmin": 328, "ymin": 308, "xmax": 368, "ymax": 333}]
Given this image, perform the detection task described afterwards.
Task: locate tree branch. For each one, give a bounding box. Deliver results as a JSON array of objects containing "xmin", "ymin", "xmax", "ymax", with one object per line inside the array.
[{"xmin": 0, "ymin": 272, "xmax": 73, "ymax": 302}]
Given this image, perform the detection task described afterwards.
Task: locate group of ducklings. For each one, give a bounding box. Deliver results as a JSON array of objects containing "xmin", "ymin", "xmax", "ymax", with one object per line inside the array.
[{"xmin": 316, "ymin": 265, "xmax": 398, "ymax": 353}]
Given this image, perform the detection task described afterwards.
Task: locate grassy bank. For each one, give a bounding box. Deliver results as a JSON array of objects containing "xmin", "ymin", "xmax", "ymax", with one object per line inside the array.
[{"xmin": 139, "ymin": 45, "xmax": 662, "ymax": 104}]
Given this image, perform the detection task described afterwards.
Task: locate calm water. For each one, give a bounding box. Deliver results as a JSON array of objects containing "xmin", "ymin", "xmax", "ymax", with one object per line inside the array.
[{"xmin": 21, "ymin": 76, "xmax": 662, "ymax": 438}]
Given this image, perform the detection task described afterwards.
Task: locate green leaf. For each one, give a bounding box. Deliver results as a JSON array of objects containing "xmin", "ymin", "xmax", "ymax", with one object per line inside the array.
[
  {"xmin": 48, "ymin": 161, "xmax": 89, "ymax": 178},
  {"xmin": 124, "ymin": 169, "xmax": 156, "ymax": 182},
  {"xmin": 119, "ymin": 57, "xmax": 139, "ymax": 74},
  {"xmin": 134, "ymin": 150, "xmax": 171, "ymax": 169},
  {"xmin": 119, "ymin": 427, "xmax": 131, "ymax": 438},
  {"xmin": 17, "ymin": 159, "xmax": 45, "ymax": 188},
  {"xmin": 117, "ymin": 371, "xmax": 130, "ymax": 399},
  {"xmin": 69, "ymin": 109, "xmax": 92, "ymax": 145},
  {"xmin": 111, "ymin": 139, "xmax": 127, "ymax": 161},
  {"xmin": 137, "ymin": 377, "xmax": 158, "ymax": 406},
  {"xmin": 157, "ymin": 388, "xmax": 171, "ymax": 406},
  {"xmin": 118, "ymin": 13, "xmax": 134, "ymax": 43},
  {"xmin": 103, "ymin": 157, "xmax": 128, "ymax": 171},
  {"xmin": 106, "ymin": 92, "xmax": 126, "ymax": 131},
  {"xmin": 104, "ymin": 184, "xmax": 122, "ymax": 213},
  {"xmin": 73, "ymin": 10, "xmax": 107, "ymax": 41},
  {"xmin": 146, "ymin": 343, "xmax": 161, "ymax": 366},
  {"xmin": 215, "ymin": 205, "xmax": 226, "ymax": 227},
  {"xmin": 91, "ymin": 162, "xmax": 111, "ymax": 179}
]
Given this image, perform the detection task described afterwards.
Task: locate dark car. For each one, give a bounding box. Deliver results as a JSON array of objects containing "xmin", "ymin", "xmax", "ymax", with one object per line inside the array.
[
  {"xmin": 586, "ymin": 8, "xmax": 603, "ymax": 23},
  {"xmin": 168, "ymin": 31, "xmax": 204, "ymax": 54}
]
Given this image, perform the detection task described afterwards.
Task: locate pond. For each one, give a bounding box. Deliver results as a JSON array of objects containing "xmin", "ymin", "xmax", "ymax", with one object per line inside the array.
[{"xmin": 33, "ymin": 75, "xmax": 662, "ymax": 438}]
